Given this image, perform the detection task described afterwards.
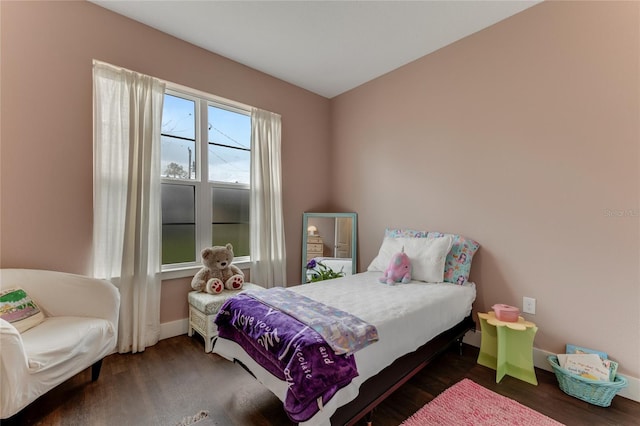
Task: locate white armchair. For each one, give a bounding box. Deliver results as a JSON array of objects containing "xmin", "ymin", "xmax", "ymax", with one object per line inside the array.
[{"xmin": 0, "ymin": 269, "xmax": 120, "ymax": 419}]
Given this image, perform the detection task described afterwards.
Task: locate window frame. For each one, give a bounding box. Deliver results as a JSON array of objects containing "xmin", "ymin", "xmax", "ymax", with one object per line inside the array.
[{"xmin": 161, "ymin": 86, "xmax": 252, "ymax": 278}]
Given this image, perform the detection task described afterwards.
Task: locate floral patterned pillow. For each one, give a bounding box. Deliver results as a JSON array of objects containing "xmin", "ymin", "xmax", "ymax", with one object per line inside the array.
[
  {"xmin": 428, "ymin": 232, "xmax": 480, "ymax": 285},
  {"xmin": 384, "ymin": 227, "xmax": 428, "ymax": 238},
  {"xmin": 0, "ymin": 287, "xmax": 45, "ymax": 333}
]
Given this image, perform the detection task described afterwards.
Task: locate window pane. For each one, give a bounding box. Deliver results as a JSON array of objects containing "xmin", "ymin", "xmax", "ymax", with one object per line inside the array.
[
  {"xmin": 162, "ymin": 136, "xmax": 196, "ymax": 179},
  {"xmin": 212, "ymin": 224, "xmax": 249, "ymax": 257},
  {"xmin": 212, "ymin": 186, "xmax": 249, "ymax": 222},
  {"xmin": 212, "ymin": 186, "xmax": 249, "ymax": 257},
  {"xmin": 162, "ymin": 94, "xmax": 196, "ymax": 180},
  {"xmin": 162, "ymin": 183, "xmax": 195, "ymax": 264},
  {"xmin": 163, "ymin": 224, "xmax": 196, "ymax": 264},
  {"xmin": 163, "ymin": 94, "xmax": 195, "ymax": 139},
  {"xmin": 208, "ymin": 105, "xmax": 250, "ymax": 184},
  {"xmin": 209, "ymin": 145, "xmax": 250, "ymax": 184}
]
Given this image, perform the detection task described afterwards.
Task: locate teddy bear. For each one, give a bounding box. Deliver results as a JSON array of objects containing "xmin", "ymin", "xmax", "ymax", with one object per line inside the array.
[
  {"xmin": 191, "ymin": 243, "xmax": 244, "ymax": 294},
  {"xmin": 379, "ymin": 248, "xmax": 412, "ymax": 285}
]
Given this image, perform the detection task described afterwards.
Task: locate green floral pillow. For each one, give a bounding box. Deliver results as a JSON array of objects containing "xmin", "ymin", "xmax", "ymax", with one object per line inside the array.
[{"xmin": 0, "ymin": 287, "xmax": 45, "ymax": 332}]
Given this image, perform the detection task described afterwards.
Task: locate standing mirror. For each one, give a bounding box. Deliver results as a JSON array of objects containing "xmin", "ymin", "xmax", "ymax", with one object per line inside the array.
[{"xmin": 302, "ymin": 212, "xmax": 357, "ymax": 283}]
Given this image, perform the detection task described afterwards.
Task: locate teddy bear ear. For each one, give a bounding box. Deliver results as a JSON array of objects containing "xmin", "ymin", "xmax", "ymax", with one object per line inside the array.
[
  {"xmin": 226, "ymin": 243, "xmax": 234, "ymax": 251},
  {"xmin": 201, "ymin": 248, "xmax": 212, "ymax": 259}
]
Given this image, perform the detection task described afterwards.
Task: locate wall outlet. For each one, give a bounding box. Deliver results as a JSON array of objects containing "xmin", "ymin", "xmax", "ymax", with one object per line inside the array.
[{"xmin": 523, "ymin": 297, "xmax": 536, "ymax": 314}]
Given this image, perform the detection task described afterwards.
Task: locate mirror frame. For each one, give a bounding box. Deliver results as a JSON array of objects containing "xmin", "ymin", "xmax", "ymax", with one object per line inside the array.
[{"xmin": 302, "ymin": 212, "xmax": 357, "ymax": 283}]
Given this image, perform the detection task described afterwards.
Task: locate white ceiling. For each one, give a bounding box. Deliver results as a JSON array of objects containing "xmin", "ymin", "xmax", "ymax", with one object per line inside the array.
[{"xmin": 90, "ymin": 0, "xmax": 540, "ymax": 98}]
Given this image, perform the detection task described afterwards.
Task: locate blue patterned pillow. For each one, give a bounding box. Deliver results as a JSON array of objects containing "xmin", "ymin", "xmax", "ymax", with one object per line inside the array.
[
  {"xmin": 428, "ymin": 232, "xmax": 480, "ymax": 284},
  {"xmin": 384, "ymin": 227, "xmax": 428, "ymax": 238}
]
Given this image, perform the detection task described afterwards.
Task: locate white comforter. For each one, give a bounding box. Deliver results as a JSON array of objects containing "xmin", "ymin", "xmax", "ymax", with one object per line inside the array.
[{"xmin": 214, "ymin": 271, "xmax": 476, "ymax": 425}]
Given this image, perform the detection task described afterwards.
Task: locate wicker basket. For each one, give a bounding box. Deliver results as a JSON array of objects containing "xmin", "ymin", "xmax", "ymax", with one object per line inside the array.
[{"xmin": 547, "ymin": 355, "xmax": 628, "ymax": 407}]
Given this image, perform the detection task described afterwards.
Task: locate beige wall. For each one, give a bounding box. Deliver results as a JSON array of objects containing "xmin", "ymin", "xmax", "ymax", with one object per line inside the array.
[
  {"xmin": 331, "ymin": 1, "xmax": 639, "ymax": 377},
  {"xmin": 0, "ymin": 1, "xmax": 331, "ymax": 321}
]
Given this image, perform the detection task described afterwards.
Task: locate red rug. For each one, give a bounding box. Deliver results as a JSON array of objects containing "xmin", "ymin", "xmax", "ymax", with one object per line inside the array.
[{"xmin": 402, "ymin": 379, "xmax": 564, "ymax": 426}]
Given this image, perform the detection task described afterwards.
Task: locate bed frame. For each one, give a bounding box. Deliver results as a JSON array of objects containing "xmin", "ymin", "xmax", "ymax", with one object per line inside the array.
[
  {"xmin": 230, "ymin": 314, "xmax": 475, "ymax": 425},
  {"xmin": 331, "ymin": 314, "xmax": 475, "ymax": 425}
]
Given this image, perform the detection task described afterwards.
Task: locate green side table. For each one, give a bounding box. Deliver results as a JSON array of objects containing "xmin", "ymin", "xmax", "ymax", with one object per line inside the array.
[{"xmin": 477, "ymin": 311, "xmax": 538, "ymax": 385}]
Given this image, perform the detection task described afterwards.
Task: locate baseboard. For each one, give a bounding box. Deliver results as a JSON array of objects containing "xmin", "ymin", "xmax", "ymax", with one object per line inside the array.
[
  {"xmin": 462, "ymin": 330, "xmax": 639, "ymax": 403},
  {"xmin": 160, "ymin": 318, "xmax": 189, "ymax": 340}
]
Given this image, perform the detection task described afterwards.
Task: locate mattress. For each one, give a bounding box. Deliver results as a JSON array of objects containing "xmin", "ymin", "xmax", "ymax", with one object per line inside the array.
[{"xmin": 213, "ymin": 271, "xmax": 476, "ymax": 425}]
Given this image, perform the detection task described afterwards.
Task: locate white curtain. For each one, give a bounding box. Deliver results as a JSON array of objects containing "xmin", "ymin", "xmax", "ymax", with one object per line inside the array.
[
  {"xmin": 92, "ymin": 61, "xmax": 165, "ymax": 353},
  {"xmin": 250, "ymin": 108, "xmax": 287, "ymax": 288}
]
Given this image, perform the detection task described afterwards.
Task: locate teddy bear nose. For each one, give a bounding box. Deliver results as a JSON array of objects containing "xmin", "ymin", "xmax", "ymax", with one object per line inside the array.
[{"xmin": 220, "ymin": 262, "xmax": 227, "ymax": 267}]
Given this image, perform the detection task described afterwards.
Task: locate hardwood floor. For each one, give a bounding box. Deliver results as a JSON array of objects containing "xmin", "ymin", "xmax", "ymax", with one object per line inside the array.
[{"xmin": 8, "ymin": 335, "xmax": 639, "ymax": 425}]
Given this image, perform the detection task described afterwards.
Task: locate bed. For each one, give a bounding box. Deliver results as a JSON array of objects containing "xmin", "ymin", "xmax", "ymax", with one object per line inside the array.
[
  {"xmin": 213, "ymin": 272, "xmax": 476, "ymax": 425},
  {"xmin": 214, "ymin": 230, "xmax": 479, "ymax": 424}
]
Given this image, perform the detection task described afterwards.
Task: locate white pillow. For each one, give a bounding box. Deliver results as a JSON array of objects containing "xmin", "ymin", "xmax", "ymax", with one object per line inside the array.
[
  {"xmin": 368, "ymin": 237, "xmax": 405, "ymax": 272},
  {"xmin": 367, "ymin": 236, "xmax": 454, "ymax": 283}
]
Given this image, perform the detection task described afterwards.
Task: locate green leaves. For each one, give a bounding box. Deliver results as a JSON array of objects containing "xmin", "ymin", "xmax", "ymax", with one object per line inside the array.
[{"xmin": 307, "ymin": 261, "xmax": 345, "ymax": 283}]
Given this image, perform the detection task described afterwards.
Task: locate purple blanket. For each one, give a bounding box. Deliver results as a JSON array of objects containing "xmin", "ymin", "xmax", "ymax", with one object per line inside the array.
[
  {"xmin": 244, "ymin": 287, "xmax": 379, "ymax": 355},
  {"xmin": 215, "ymin": 293, "xmax": 359, "ymax": 422}
]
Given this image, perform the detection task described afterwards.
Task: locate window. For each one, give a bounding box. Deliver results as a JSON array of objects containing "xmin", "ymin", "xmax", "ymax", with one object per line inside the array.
[{"xmin": 161, "ymin": 89, "xmax": 251, "ymax": 268}]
